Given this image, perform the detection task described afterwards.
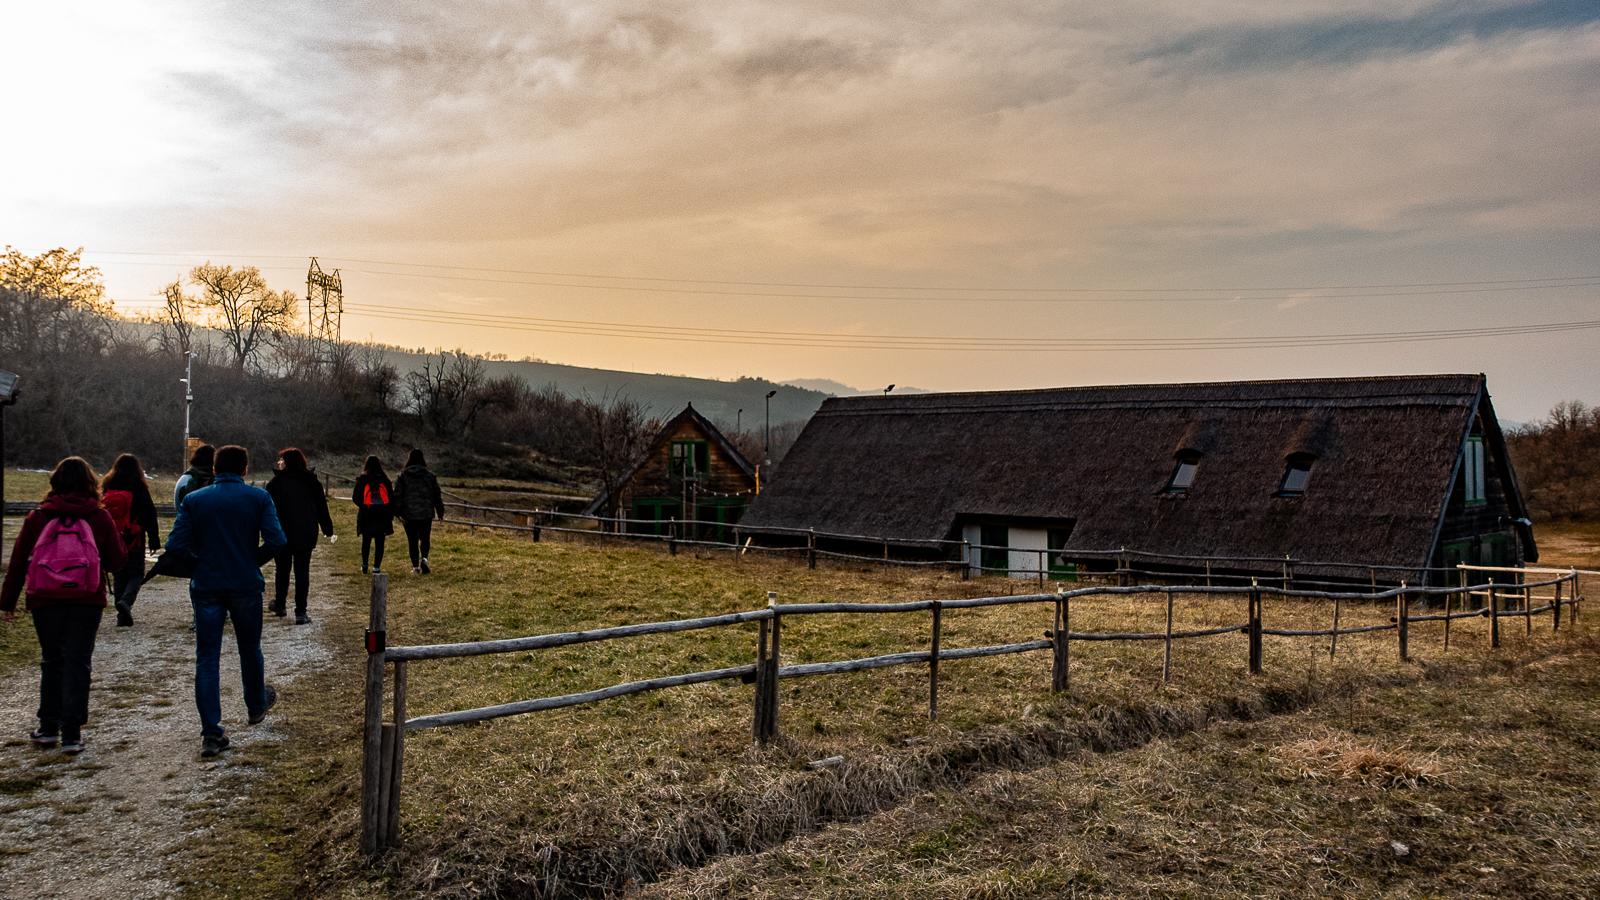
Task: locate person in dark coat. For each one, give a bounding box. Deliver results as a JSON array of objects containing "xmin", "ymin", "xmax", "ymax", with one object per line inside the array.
[
  {"xmin": 352, "ymin": 455, "xmax": 395, "ymax": 575},
  {"xmin": 173, "ymin": 444, "xmax": 215, "ymax": 508},
  {"xmin": 392, "ymin": 448, "xmax": 444, "ymax": 574},
  {"xmin": 1, "ymin": 457, "xmax": 129, "ymax": 755},
  {"xmin": 101, "ymin": 453, "xmax": 161, "ymax": 627},
  {"xmin": 264, "ymin": 448, "xmax": 333, "ymax": 624}
]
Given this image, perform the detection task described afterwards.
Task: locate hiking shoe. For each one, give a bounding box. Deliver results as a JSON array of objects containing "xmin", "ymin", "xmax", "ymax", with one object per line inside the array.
[
  {"xmin": 269, "ymin": 602, "xmax": 287, "ymax": 618},
  {"xmin": 29, "ymin": 729, "xmax": 59, "ymax": 748},
  {"xmin": 201, "ymin": 735, "xmax": 231, "ymax": 758},
  {"xmin": 115, "ymin": 602, "xmax": 133, "ymax": 627},
  {"xmin": 295, "ymin": 613, "xmax": 311, "ymax": 625},
  {"xmin": 60, "ymin": 736, "xmax": 85, "ymax": 756},
  {"xmin": 411, "ymin": 565, "xmax": 421, "ymax": 574},
  {"xmin": 420, "ymin": 558, "xmax": 431, "ymax": 575},
  {"xmin": 248, "ymin": 686, "xmax": 278, "ymax": 726},
  {"xmin": 361, "ymin": 563, "xmax": 369, "ymax": 574}
]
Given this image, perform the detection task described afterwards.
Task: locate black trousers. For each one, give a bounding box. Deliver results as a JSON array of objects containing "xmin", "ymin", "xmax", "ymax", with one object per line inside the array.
[
  {"xmin": 403, "ymin": 519, "xmax": 432, "ymax": 566},
  {"xmin": 361, "ymin": 534, "xmax": 386, "ymax": 570},
  {"xmin": 32, "ymin": 606, "xmax": 102, "ymax": 739},
  {"xmin": 111, "ymin": 549, "xmax": 146, "ymax": 610},
  {"xmin": 273, "ymin": 546, "xmax": 313, "ymax": 616}
]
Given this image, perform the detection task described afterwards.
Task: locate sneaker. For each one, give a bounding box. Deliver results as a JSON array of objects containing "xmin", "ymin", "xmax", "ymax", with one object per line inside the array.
[
  {"xmin": 248, "ymin": 686, "xmax": 278, "ymax": 725},
  {"xmin": 201, "ymin": 734, "xmax": 231, "ymax": 757},
  {"xmin": 295, "ymin": 613, "xmax": 311, "ymax": 626},
  {"xmin": 361, "ymin": 563, "xmax": 369, "ymax": 575},
  {"xmin": 269, "ymin": 602, "xmax": 287, "ymax": 618},
  {"xmin": 420, "ymin": 558, "xmax": 431, "ymax": 575},
  {"xmin": 29, "ymin": 729, "xmax": 59, "ymax": 748},
  {"xmin": 60, "ymin": 736, "xmax": 85, "ymax": 755},
  {"xmin": 411, "ymin": 565, "xmax": 421, "ymax": 574},
  {"xmin": 115, "ymin": 602, "xmax": 133, "ymax": 627}
]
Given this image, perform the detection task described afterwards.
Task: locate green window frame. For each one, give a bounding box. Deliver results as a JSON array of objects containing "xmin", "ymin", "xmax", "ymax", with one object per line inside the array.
[
  {"xmin": 670, "ymin": 440, "xmax": 710, "ymax": 479},
  {"xmin": 630, "ymin": 499, "xmax": 682, "ymax": 536},
  {"xmin": 1464, "ymin": 436, "xmax": 1487, "ymax": 506},
  {"xmin": 979, "ymin": 525, "xmax": 1009, "ymax": 575}
]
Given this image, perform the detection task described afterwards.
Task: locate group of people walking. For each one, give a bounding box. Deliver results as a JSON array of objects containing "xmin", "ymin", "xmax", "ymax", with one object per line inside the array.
[{"xmin": 1, "ymin": 444, "xmax": 446, "ymax": 758}]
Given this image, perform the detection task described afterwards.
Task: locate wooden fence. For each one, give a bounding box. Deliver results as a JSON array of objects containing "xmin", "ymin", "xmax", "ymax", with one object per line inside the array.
[{"xmin": 357, "ymin": 566, "xmax": 1588, "ymax": 856}]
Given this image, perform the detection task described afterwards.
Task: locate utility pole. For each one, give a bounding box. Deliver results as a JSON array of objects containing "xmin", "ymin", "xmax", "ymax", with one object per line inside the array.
[{"xmin": 180, "ymin": 351, "xmax": 195, "ymax": 469}]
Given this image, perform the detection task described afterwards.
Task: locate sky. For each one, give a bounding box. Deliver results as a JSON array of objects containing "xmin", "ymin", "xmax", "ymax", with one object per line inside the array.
[{"xmin": 2, "ymin": 0, "xmax": 1597, "ymax": 421}]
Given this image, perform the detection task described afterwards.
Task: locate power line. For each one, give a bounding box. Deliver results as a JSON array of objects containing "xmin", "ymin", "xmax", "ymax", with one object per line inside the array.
[{"xmin": 64, "ymin": 248, "xmax": 1600, "ymax": 300}]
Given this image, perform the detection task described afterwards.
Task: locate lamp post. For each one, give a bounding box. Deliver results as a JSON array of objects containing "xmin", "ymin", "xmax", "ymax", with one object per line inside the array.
[
  {"xmin": 736, "ymin": 408, "xmax": 742, "ymax": 433},
  {"xmin": 180, "ymin": 351, "xmax": 195, "ymax": 469},
  {"xmin": 0, "ymin": 370, "xmax": 20, "ymax": 558},
  {"xmin": 884, "ymin": 384, "xmax": 895, "ymax": 395},
  {"xmin": 764, "ymin": 389, "xmax": 777, "ymax": 467}
]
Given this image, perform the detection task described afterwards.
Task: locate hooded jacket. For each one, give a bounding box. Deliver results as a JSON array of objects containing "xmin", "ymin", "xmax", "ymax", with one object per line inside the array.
[
  {"xmin": 393, "ymin": 465, "xmax": 444, "ymax": 523},
  {"xmin": 265, "ymin": 468, "xmax": 334, "ymax": 552},
  {"xmin": 165, "ymin": 473, "xmax": 288, "ymax": 595},
  {"xmin": 173, "ymin": 466, "xmax": 214, "ymax": 508},
  {"xmin": 1, "ymin": 493, "xmax": 128, "ymax": 612}
]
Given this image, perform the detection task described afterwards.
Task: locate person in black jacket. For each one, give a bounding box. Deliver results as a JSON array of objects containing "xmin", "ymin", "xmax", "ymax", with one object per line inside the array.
[
  {"xmin": 101, "ymin": 454, "xmax": 161, "ymax": 627},
  {"xmin": 352, "ymin": 455, "xmax": 395, "ymax": 575},
  {"xmin": 392, "ymin": 448, "xmax": 444, "ymax": 574},
  {"xmin": 264, "ymin": 448, "xmax": 333, "ymax": 624}
]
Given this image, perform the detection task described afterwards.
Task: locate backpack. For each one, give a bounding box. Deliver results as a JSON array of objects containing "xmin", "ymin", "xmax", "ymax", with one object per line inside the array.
[
  {"xmin": 103, "ymin": 489, "xmax": 141, "ymax": 551},
  {"xmin": 26, "ymin": 516, "xmax": 103, "ymax": 597},
  {"xmin": 361, "ymin": 482, "xmax": 390, "ymax": 508}
]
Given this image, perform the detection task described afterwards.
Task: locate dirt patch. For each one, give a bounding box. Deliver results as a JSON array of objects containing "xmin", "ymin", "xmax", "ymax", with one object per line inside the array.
[{"xmin": 0, "ymin": 555, "xmax": 338, "ymax": 897}]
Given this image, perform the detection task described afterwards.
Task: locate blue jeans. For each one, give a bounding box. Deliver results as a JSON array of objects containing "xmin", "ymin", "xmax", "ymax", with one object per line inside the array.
[{"xmin": 191, "ymin": 591, "xmax": 267, "ymax": 738}]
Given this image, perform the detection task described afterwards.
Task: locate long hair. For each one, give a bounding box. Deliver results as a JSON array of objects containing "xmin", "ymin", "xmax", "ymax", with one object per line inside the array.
[
  {"xmin": 278, "ymin": 447, "xmax": 309, "ymax": 473},
  {"xmin": 363, "ymin": 454, "xmax": 387, "ymax": 479},
  {"xmin": 188, "ymin": 443, "xmax": 215, "ymax": 472},
  {"xmin": 47, "ymin": 456, "xmax": 99, "ymax": 500},
  {"xmin": 405, "ymin": 448, "xmax": 427, "ymax": 469},
  {"xmin": 102, "ymin": 453, "xmax": 149, "ymax": 495}
]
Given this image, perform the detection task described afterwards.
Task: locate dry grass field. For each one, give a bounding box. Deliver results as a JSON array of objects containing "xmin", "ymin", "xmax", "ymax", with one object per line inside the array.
[{"xmin": 151, "ymin": 503, "xmax": 1598, "ymax": 898}]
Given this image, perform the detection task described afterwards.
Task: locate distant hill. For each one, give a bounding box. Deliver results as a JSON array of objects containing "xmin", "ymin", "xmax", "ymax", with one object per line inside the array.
[
  {"xmin": 783, "ymin": 378, "xmax": 930, "ymax": 397},
  {"xmin": 376, "ymin": 348, "xmax": 830, "ymax": 428}
]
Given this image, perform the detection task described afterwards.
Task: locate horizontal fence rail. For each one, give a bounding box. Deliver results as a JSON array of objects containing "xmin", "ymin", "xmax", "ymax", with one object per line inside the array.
[{"xmin": 358, "ymin": 567, "xmax": 1586, "ymax": 855}]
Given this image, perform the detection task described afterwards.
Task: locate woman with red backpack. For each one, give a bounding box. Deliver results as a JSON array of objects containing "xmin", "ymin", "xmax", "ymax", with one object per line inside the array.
[
  {"xmin": 352, "ymin": 455, "xmax": 395, "ymax": 574},
  {"xmin": 101, "ymin": 453, "xmax": 162, "ymax": 627},
  {"xmin": 1, "ymin": 457, "xmax": 128, "ymax": 755}
]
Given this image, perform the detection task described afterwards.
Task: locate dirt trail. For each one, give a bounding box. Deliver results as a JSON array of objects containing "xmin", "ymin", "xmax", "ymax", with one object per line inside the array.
[{"xmin": 0, "ymin": 555, "xmax": 338, "ymax": 898}]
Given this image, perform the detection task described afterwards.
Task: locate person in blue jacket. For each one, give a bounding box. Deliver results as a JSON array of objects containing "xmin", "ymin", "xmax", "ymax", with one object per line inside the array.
[{"xmin": 165, "ymin": 444, "xmax": 287, "ymax": 758}]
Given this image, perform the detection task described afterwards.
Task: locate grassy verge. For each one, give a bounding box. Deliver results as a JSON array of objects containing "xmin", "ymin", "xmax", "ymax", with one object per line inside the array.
[
  {"xmin": 645, "ymin": 631, "xmax": 1600, "ymax": 898},
  {"xmin": 177, "ymin": 515, "xmax": 1599, "ymax": 897}
]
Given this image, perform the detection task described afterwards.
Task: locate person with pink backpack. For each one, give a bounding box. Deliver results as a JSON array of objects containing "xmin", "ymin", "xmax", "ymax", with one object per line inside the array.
[{"xmin": 0, "ymin": 457, "xmax": 128, "ymax": 755}]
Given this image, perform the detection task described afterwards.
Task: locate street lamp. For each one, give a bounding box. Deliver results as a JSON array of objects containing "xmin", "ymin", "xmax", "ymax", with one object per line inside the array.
[
  {"xmin": 736, "ymin": 408, "xmax": 742, "ymax": 433},
  {"xmin": 884, "ymin": 384, "xmax": 895, "ymax": 395},
  {"xmin": 764, "ymin": 389, "xmax": 777, "ymax": 467},
  {"xmin": 0, "ymin": 370, "xmax": 20, "ymax": 554}
]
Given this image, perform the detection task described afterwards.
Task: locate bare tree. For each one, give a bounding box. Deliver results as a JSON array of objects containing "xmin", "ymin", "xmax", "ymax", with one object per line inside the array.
[
  {"xmin": 584, "ymin": 391, "xmax": 657, "ymax": 526},
  {"xmin": 0, "ymin": 246, "xmax": 113, "ymax": 359},
  {"xmin": 186, "ymin": 263, "xmax": 296, "ymax": 372},
  {"xmin": 405, "ymin": 350, "xmax": 492, "ymax": 438}
]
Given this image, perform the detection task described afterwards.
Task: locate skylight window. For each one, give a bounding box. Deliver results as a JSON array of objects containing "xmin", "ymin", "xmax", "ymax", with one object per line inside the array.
[
  {"xmin": 1279, "ymin": 454, "xmax": 1314, "ymax": 495},
  {"xmin": 1166, "ymin": 451, "xmax": 1200, "ymax": 493}
]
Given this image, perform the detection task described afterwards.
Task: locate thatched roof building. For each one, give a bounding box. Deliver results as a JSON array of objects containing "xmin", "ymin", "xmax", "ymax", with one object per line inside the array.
[{"xmin": 739, "ymin": 374, "xmax": 1535, "ymax": 582}]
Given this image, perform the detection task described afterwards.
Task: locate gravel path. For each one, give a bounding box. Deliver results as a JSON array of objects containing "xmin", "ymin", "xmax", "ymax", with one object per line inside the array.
[{"xmin": 0, "ymin": 555, "xmax": 337, "ymax": 898}]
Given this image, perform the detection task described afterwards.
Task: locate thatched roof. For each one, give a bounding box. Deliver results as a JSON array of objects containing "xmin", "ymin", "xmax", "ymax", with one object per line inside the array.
[{"xmin": 741, "ymin": 374, "xmax": 1525, "ymax": 573}]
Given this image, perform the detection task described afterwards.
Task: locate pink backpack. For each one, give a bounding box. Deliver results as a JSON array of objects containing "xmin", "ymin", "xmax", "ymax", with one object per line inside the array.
[{"xmin": 26, "ymin": 516, "xmax": 102, "ymax": 597}]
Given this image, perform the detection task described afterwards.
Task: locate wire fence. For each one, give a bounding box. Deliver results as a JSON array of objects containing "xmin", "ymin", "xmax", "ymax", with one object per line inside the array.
[{"xmin": 357, "ymin": 566, "xmax": 1587, "ymax": 855}]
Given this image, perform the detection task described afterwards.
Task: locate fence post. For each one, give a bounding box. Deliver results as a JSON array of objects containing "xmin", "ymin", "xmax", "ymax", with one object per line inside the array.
[
  {"xmin": 1117, "ymin": 548, "xmax": 1128, "ymax": 587},
  {"xmin": 531, "ymin": 511, "xmax": 542, "ymax": 543},
  {"xmin": 807, "ymin": 528, "xmax": 817, "ymax": 570},
  {"xmin": 1162, "ymin": 588, "xmax": 1174, "ymax": 684},
  {"xmin": 1247, "ymin": 579, "xmax": 1262, "ymax": 675},
  {"xmin": 1443, "ymin": 577, "xmax": 1454, "ymax": 651},
  {"xmin": 1397, "ymin": 581, "xmax": 1409, "ymax": 662},
  {"xmin": 360, "ymin": 573, "xmax": 390, "ymax": 858},
  {"xmin": 1037, "ymin": 549, "xmax": 1045, "ymax": 589},
  {"xmin": 961, "ymin": 540, "xmax": 971, "ymax": 581},
  {"xmin": 883, "ymin": 537, "xmax": 890, "ymax": 562},
  {"xmin": 1573, "ymin": 571, "xmax": 1582, "ymax": 626},
  {"xmin": 762, "ymin": 591, "xmax": 781, "ymax": 742},
  {"xmin": 929, "ymin": 600, "xmax": 942, "ymax": 721},
  {"xmin": 1205, "ymin": 559, "xmax": 1212, "ymax": 588},
  {"xmin": 752, "ymin": 616, "xmax": 769, "ymax": 744},
  {"xmin": 1369, "ymin": 567, "xmax": 1377, "ymax": 592},
  {"xmin": 1524, "ymin": 573, "xmax": 1533, "ymax": 636},
  {"xmin": 1051, "ymin": 588, "xmax": 1069, "ymax": 692},
  {"xmin": 1330, "ymin": 589, "xmax": 1342, "ymax": 659},
  {"xmin": 668, "ymin": 518, "xmax": 677, "ymax": 556},
  {"xmin": 387, "ymin": 659, "xmax": 407, "ymax": 847},
  {"xmin": 1282, "ymin": 556, "xmax": 1291, "ymax": 589},
  {"xmin": 1489, "ymin": 578, "xmax": 1500, "ymax": 649},
  {"xmin": 1553, "ymin": 578, "xmax": 1562, "ymax": 631}
]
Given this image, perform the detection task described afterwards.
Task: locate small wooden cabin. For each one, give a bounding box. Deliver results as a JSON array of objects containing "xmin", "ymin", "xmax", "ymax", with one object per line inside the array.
[
  {"xmin": 739, "ymin": 374, "xmax": 1536, "ymax": 584},
  {"xmin": 586, "ymin": 404, "xmax": 756, "ymax": 542}
]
